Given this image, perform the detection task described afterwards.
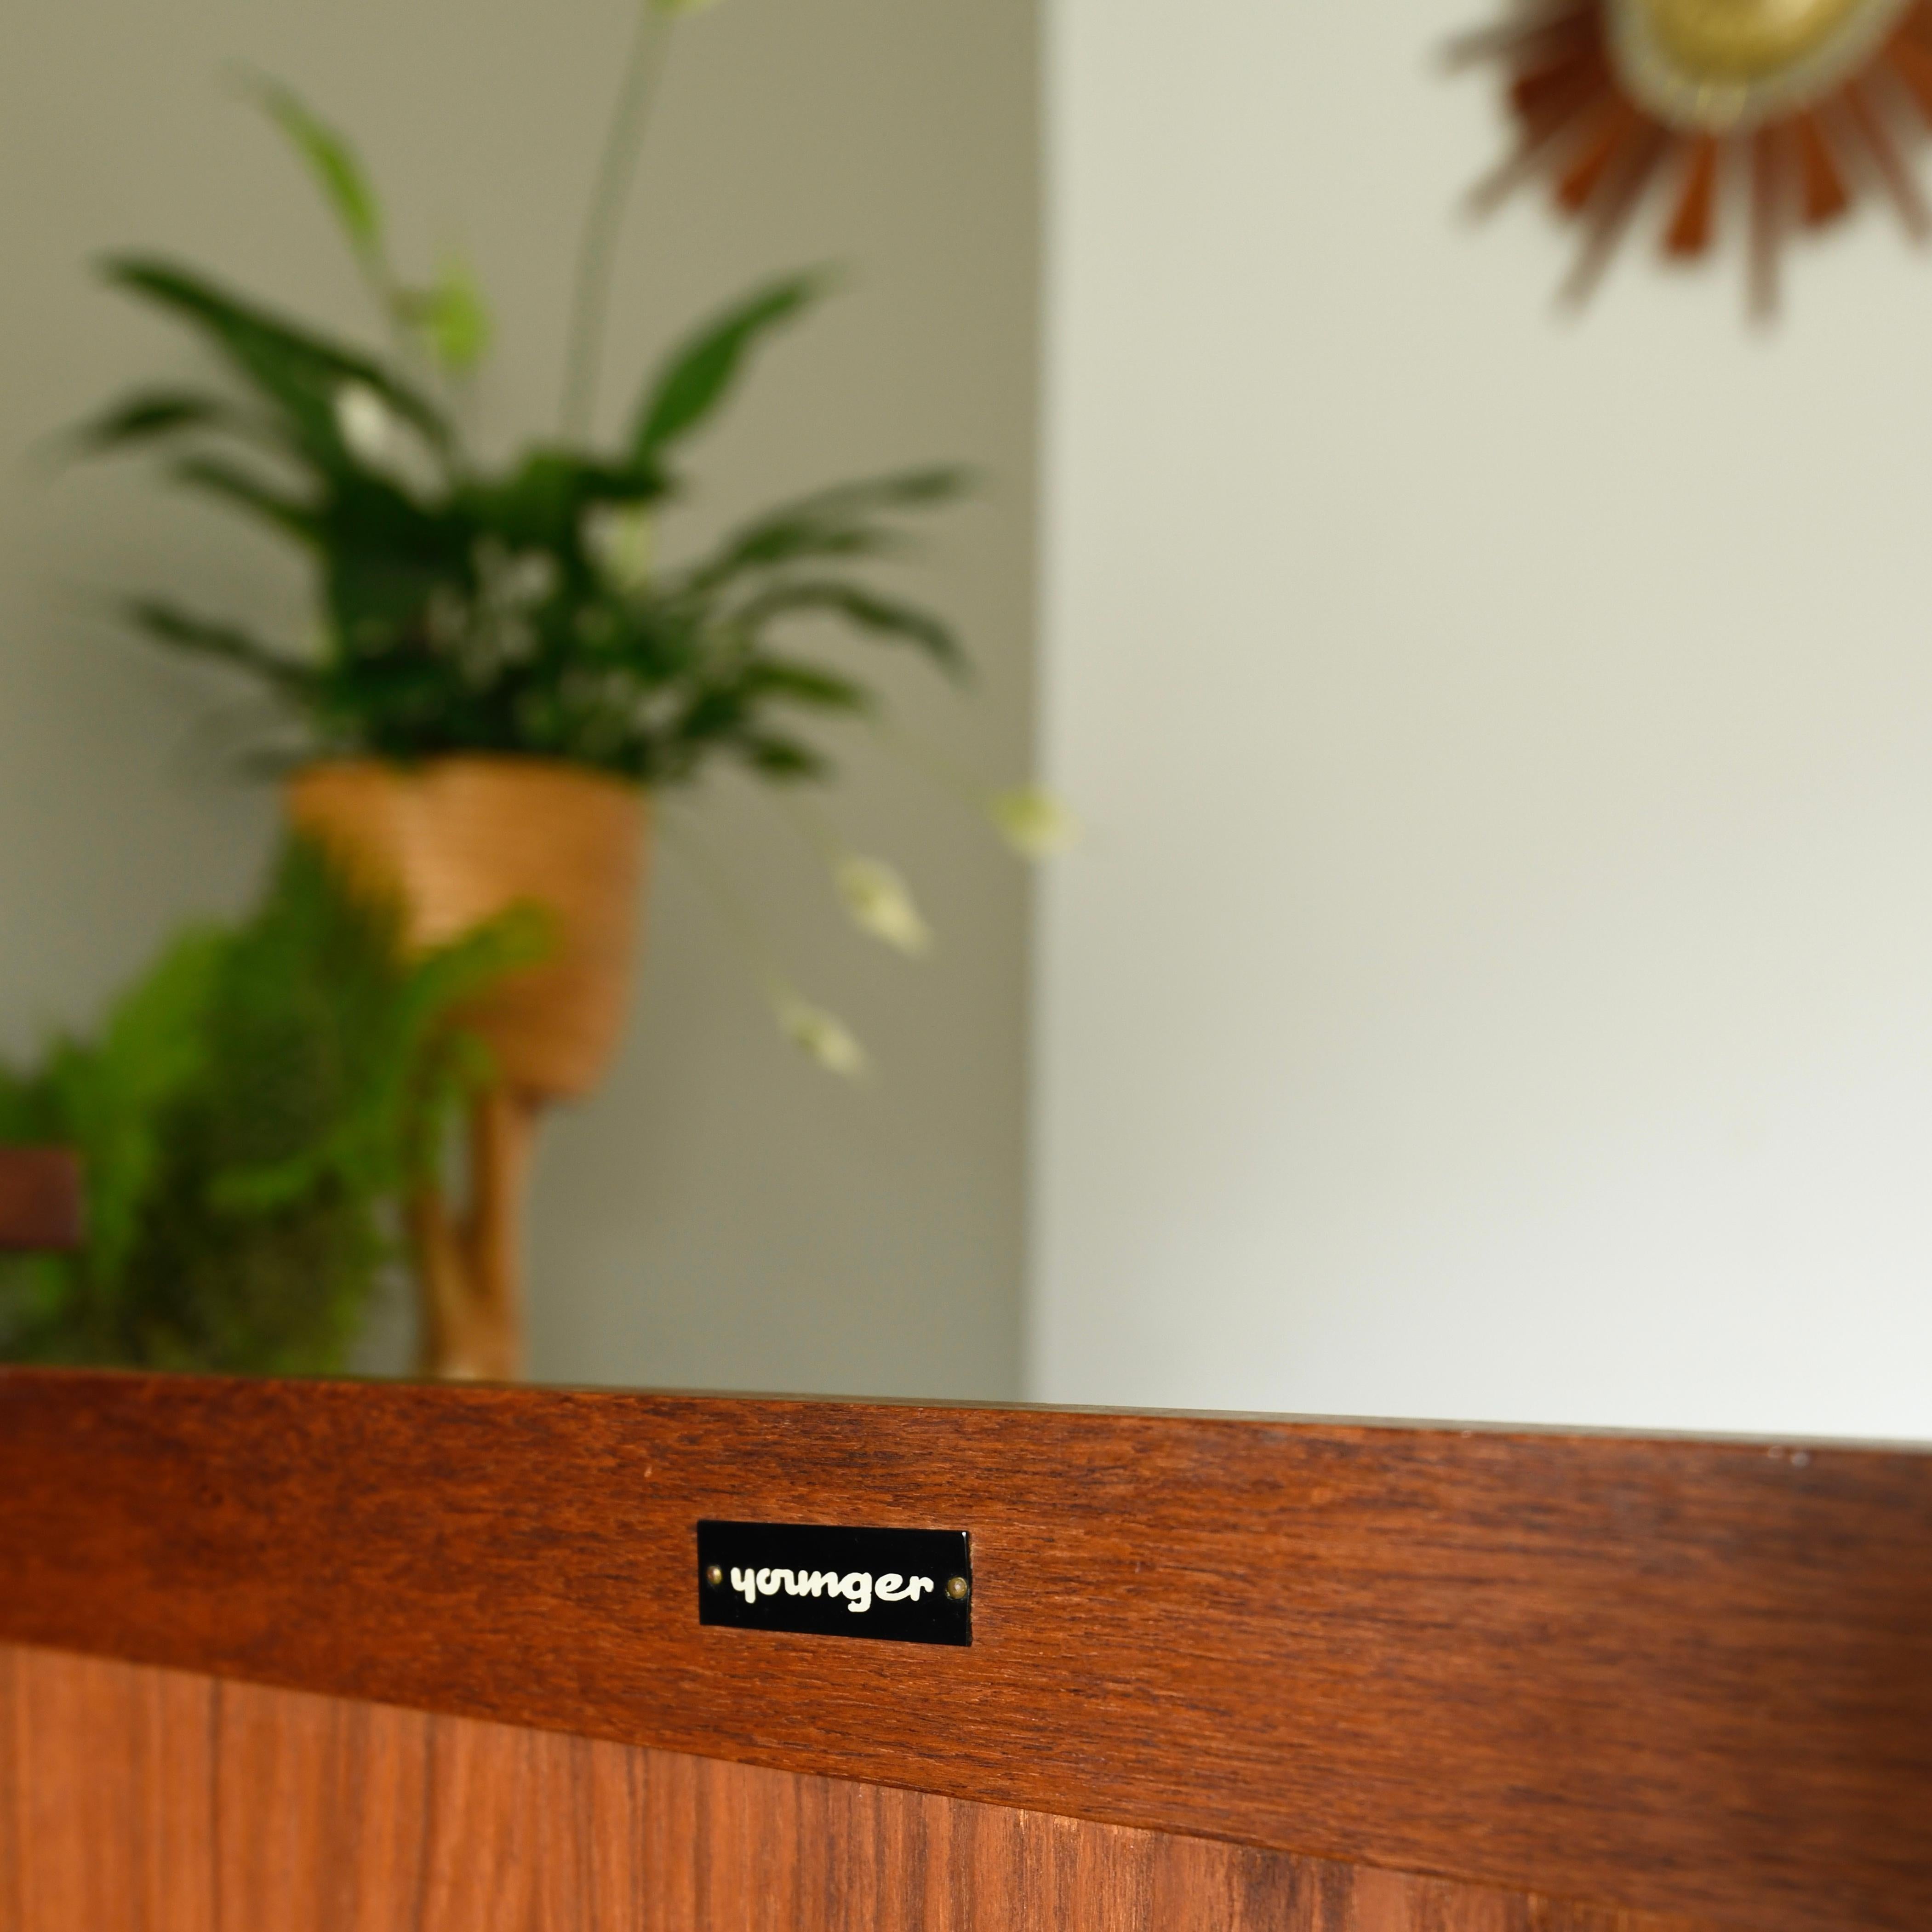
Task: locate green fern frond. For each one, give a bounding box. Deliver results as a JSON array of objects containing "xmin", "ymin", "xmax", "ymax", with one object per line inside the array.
[{"xmin": 0, "ymin": 835, "xmax": 537, "ymax": 1375}]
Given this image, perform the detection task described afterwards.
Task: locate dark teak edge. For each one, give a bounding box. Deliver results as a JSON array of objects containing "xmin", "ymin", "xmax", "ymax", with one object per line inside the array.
[{"xmin": 0, "ymin": 1371, "xmax": 1926, "ymax": 1932}]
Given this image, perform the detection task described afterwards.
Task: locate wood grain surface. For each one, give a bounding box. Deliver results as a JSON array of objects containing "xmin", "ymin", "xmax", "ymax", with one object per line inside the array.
[
  {"xmin": 0, "ymin": 1371, "xmax": 1927, "ymax": 1930},
  {"xmin": 0, "ymin": 1644, "xmax": 1694, "ymax": 1932},
  {"xmin": 0, "ymin": 1149, "xmax": 81, "ymax": 1251}
]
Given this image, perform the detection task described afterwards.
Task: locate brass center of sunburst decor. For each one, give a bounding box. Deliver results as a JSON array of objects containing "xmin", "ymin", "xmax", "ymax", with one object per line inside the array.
[
  {"xmin": 1612, "ymin": 0, "xmax": 1914, "ymax": 124},
  {"xmin": 1635, "ymin": 0, "xmax": 1889, "ymax": 79}
]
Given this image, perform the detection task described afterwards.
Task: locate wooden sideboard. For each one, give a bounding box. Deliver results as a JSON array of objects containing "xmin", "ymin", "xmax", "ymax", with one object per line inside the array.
[{"xmin": 0, "ymin": 1369, "xmax": 1926, "ymax": 1928}]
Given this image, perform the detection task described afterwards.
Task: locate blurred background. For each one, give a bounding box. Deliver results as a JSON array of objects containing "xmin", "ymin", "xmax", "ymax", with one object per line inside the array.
[
  {"xmin": 4, "ymin": 0, "xmax": 1929, "ymax": 1440},
  {"xmin": 0, "ymin": 0, "xmax": 1036, "ymax": 1400}
]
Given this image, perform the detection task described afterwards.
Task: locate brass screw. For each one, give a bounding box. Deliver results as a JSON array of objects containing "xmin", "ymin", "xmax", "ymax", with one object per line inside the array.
[
  {"xmin": 945, "ymin": 1575, "xmax": 971, "ymax": 1602},
  {"xmin": 704, "ymin": 1564, "xmax": 724, "ymax": 1587}
]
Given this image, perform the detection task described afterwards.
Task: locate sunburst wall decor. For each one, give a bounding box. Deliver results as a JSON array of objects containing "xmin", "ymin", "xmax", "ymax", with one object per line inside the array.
[{"xmin": 1456, "ymin": 0, "xmax": 1932, "ymax": 309}]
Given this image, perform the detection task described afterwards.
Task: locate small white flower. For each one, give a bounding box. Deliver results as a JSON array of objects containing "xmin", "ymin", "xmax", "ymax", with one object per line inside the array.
[
  {"xmin": 581, "ymin": 502, "xmax": 655, "ymax": 595},
  {"xmin": 775, "ymin": 994, "xmax": 869, "ymax": 1079},
  {"xmin": 332, "ymin": 381, "xmax": 402, "ymax": 469},
  {"xmin": 498, "ymin": 549, "xmax": 560, "ymax": 610},
  {"xmin": 473, "ymin": 537, "xmax": 558, "ymax": 608},
  {"xmin": 834, "ymin": 857, "xmax": 932, "ymax": 957},
  {"xmin": 988, "ymin": 784, "xmax": 1082, "ymax": 858},
  {"xmin": 331, "ymin": 380, "xmax": 444, "ymax": 498}
]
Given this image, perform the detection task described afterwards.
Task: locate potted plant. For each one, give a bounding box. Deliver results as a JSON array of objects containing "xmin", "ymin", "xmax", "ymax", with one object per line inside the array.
[{"xmin": 73, "ymin": 4, "xmax": 1064, "ymax": 1378}]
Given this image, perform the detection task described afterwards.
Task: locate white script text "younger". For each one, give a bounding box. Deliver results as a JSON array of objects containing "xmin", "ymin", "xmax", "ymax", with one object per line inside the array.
[{"xmin": 730, "ymin": 1567, "xmax": 936, "ymax": 1613}]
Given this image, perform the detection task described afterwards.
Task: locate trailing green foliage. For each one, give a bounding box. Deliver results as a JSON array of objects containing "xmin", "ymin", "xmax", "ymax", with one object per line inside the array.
[
  {"xmin": 0, "ymin": 840, "xmax": 542, "ymax": 1375},
  {"xmin": 75, "ymin": 80, "xmax": 971, "ymax": 788}
]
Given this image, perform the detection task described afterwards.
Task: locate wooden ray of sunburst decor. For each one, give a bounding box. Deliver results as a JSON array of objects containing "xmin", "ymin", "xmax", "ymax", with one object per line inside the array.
[{"xmin": 1454, "ymin": 0, "xmax": 1932, "ymax": 309}]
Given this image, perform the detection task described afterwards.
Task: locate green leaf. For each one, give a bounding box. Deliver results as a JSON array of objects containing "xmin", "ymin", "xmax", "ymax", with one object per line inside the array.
[
  {"xmin": 674, "ymin": 683, "xmax": 752, "ymax": 742},
  {"xmin": 464, "ymin": 445, "xmax": 663, "ymax": 552},
  {"xmin": 629, "ymin": 271, "xmax": 826, "ymax": 464},
  {"xmin": 169, "ymin": 454, "xmax": 320, "ymax": 543},
  {"xmin": 700, "ymin": 521, "xmax": 897, "ymax": 584},
  {"xmin": 104, "ymin": 256, "xmax": 452, "ymax": 460},
  {"xmin": 247, "ymin": 75, "xmax": 384, "ymax": 262},
  {"xmin": 737, "ymin": 657, "xmax": 873, "ymax": 712},
  {"xmin": 733, "ymin": 580, "xmax": 966, "ymax": 678},
  {"xmin": 392, "ymin": 904, "xmax": 553, "ymax": 1177},
  {"xmin": 791, "ymin": 465, "xmax": 977, "ymax": 515},
  {"xmin": 128, "ymin": 600, "xmax": 319, "ymax": 697},
  {"xmin": 681, "ymin": 465, "xmax": 973, "ymax": 593},
  {"xmin": 68, "ymin": 388, "xmax": 258, "ymax": 457},
  {"xmin": 0, "ymin": 1067, "xmax": 48, "ymax": 1144},
  {"xmin": 737, "ymin": 733, "xmax": 829, "ymax": 780},
  {"xmin": 216, "ymin": 884, "xmax": 550, "ymax": 1212},
  {"xmin": 53, "ymin": 926, "xmax": 226, "ymax": 1283}
]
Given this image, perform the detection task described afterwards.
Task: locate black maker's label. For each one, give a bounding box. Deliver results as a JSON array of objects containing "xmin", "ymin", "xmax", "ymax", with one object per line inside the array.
[{"xmin": 697, "ymin": 1520, "xmax": 972, "ymax": 1646}]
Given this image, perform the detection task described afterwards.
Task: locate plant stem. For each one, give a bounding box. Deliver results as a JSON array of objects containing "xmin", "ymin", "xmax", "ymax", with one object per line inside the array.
[{"xmin": 560, "ymin": 3, "xmax": 675, "ymax": 442}]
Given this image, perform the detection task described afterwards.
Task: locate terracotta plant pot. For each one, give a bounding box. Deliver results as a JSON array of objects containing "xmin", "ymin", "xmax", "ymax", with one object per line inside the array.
[
  {"xmin": 287, "ymin": 755, "xmax": 651, "ymax": 1097},
  {"xmin": 286, "ymin": 755, "xmax": 652, "ymax": 1380}
]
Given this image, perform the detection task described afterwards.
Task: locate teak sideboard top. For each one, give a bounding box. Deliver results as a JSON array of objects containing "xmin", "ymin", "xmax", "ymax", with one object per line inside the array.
[{"xmin": 0, "ymin": 1369, "xmax": 1926, "ymax": 1931}]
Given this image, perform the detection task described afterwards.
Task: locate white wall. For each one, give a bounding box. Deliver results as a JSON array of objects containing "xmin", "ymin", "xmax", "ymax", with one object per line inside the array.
[
  {"xmin": 0, "ymin": 0, "xmax": 1035, "ymax": 1399},
  {"xmin": 1036, "ymin": 0, "xmax": 1932, "ymax": 1438}
]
